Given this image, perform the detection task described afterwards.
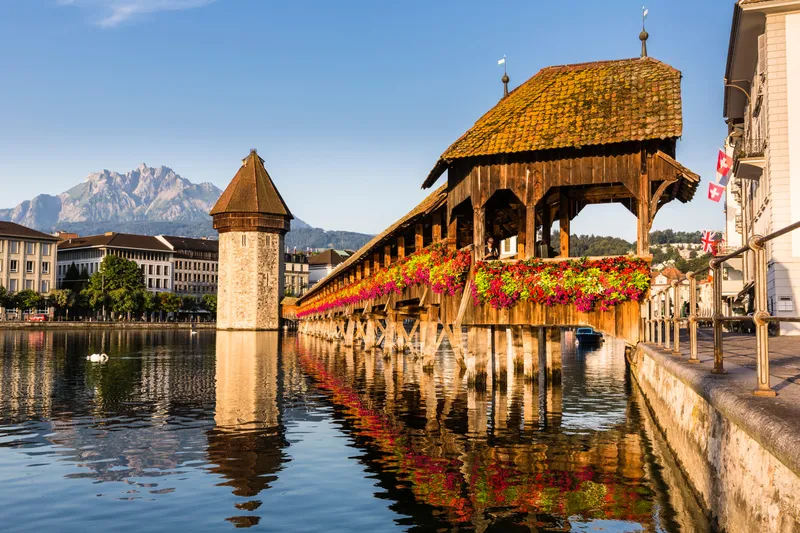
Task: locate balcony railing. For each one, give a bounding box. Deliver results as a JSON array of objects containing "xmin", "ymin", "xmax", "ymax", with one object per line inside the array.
[
  {"xmin": 736, "ymin": 135, "xmax": 767, "ymax": 159},
  {"xmin": 642, "ymin": 219, "xmax": 800, "ymax": 397}
]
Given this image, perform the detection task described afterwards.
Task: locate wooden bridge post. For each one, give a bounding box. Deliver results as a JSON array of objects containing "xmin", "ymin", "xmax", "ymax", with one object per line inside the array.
[
  {"xmin": 383, "ymin": 312, "xmax": 397, "ymax": 355},
  {"xmin": 421, "ymin": 306, "xmax": 440, "ymax": 372},
  {"xmin": 559, "ymin": 188, "xmax": 570, "ymax": 257},
  {"xmin": 395, "ymin": 317, "xmax": 406, "ymax": 352},
  {"xmin": 545, "ymin": 327, "xmax": 562, "ymax": 385},
  {"xmin": 664, "ymin": 290, "xmax": 672, "ymax": 350},
  {"xmin": 364, "ymin": 318, "xmax": 376, "ymax": 351},
  {"xmin": 466, "ymin": 326, "xmax": 489, "ymax": 389},
  {"xmin": 521, "ymin": 326, "xmax": 538, "ymax": 382},
  {"xmin": 493, "ymin": 326, "xmax": 509, "ymax": 387},
  {"xmin": 344, "ymin": 318, "xmax": 355, "ymax": 347},
  {"xmin": 473, "ymin": 206, "xmax": 486, "ymax": 260},
  {"xmin": 510, "ymin": 326, "xmax": 525, "ymax": 374}
]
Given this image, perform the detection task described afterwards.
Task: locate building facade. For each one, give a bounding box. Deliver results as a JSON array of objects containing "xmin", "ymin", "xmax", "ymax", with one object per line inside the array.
[
  {"xmin": 724, "ymin": 0, "xmax": 800, "ymax": 334},
  {"xmin": 211, "ymin": 149, "xmax": 292, "ymax": 330},
  {"xmin": 57, "ymin": 232, "xmax": 174, "ymax": 292},
  {"xmin": 308, "ymin": 249, "xmax": 349, "ymax": 287},
  {"xmin": 284, "ymin": 252, "xmax": 309, "ymax": 297},
  {"xmin": 156, "ymin": 235, "xmax": 219, "ymax": 298},
  {"xmin": 0, "ymin": 221, "xmax": 59, "ymax": 294}
]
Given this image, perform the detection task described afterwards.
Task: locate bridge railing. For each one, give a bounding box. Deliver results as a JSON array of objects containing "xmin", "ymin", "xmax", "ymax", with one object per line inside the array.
[{"xmin": 644, "ymin": 220, "xmax": 800, "ymax": 397}]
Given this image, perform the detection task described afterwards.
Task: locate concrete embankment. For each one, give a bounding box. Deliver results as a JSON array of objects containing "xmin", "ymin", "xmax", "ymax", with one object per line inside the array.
[
  {"xmin": 629, "ymin": 343, "xmax": 800, "ymax": 532},
  {"xmin": 0, "ymin": 322, "xmax": 216, "ymax": 330}
]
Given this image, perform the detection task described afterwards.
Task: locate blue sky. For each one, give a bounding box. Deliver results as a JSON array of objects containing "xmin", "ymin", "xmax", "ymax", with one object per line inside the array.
[{"xmin": 1, "ymin": 0, "xmax": 734, "ymax": 240}]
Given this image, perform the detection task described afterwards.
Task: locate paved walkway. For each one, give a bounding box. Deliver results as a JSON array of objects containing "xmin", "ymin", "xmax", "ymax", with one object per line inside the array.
[{"xmin": 655, "ymin": 327, "xmax": 800, "ymax": 396}]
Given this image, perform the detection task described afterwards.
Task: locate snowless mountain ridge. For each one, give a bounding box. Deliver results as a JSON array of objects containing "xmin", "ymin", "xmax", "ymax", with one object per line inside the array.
[{"xmin": 0, "ymin": 164, "xmax": 222, "ymax": 230}]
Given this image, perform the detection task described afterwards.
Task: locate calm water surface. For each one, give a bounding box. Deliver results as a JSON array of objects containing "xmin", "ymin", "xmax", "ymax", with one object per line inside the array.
[{"xmin": 0, "ymin": 329, "xmax": 710, "ymax": 532}]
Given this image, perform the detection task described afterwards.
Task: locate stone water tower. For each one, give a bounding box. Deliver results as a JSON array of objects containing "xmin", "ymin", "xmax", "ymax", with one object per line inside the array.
[{"xmin": 210, "ymin": 149, "xmax": 292, "ymax": 330}]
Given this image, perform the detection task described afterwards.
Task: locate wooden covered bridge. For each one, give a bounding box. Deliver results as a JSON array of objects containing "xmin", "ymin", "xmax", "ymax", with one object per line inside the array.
[{"xmin": 296, "ymin": 55, "xmax": 699, "ymax": 387}]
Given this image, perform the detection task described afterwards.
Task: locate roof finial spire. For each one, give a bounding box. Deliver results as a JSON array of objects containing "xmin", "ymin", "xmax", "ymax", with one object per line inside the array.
[
  {"xmin": 640, "ymin": 6, "xmax": 649, "ymax": 58},
  {"xmin": 498, "ymin": 55, "xmax": 509, "ymax": 97}
]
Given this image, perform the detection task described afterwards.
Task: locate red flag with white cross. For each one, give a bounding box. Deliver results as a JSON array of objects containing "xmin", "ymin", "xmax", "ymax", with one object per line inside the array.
[
  {"xmin": 707, "ymin": 182, "xmax": 724, "ymax": 202},
  {"xmin": 716, "ymin": 149, "xmax": 733, "ymax": 178}
]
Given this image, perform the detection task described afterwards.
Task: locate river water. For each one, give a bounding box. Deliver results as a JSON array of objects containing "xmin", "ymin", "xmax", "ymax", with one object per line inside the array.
[{"xmin": 0, "ymin": 329, "xmax": 710, "ymax": 532}]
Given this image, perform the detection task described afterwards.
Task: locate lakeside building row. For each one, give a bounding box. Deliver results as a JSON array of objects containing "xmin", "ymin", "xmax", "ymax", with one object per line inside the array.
[{"xmin": 722, "ymin": 0, "xmax": 800, "ymax": 334}]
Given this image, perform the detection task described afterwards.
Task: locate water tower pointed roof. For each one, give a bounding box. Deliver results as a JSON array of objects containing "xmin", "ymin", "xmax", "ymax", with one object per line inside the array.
[{"xmin": 210, "ymin": 149, "xmax": 293, "ymax": 219}]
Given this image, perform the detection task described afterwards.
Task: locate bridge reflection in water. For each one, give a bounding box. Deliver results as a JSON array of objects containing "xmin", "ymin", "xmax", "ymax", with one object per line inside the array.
[{"xmin": 0, "ymin": 329, "xmax": 709, "ymax": 531}]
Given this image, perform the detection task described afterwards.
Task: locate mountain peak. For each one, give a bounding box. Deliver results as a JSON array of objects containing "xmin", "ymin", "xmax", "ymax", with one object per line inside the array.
[{"xmin": 1, "ymin": 163, "xmax": 223, "ymax": 231}]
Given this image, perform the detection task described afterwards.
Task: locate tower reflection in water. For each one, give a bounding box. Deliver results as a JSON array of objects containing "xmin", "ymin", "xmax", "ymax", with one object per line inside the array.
[{"xmin": 208, "ymin": 331, "xmax": 288, "ymax": 528}]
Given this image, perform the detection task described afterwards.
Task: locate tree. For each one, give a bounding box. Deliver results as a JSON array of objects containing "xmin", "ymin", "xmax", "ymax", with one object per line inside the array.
[
  {"xmin": 202, "ymin": 294, "xmax": 217, "ymax": 315},
  {"xmin": 82, "ymin": 255, "xmax": 146, "ymax": 318},
  {"xmin": 62, "ymin": 263, "xmax": 87, "ymax": 293},
  {"xmin": 181, "ymin": 296, "xmax": 198, "ymax": 312},
  {"xmin": 16, "ymin": 289, "xmax": 44, "ymax": 312},
  {"xmin": 159, "ymin": 292, "xmax": 181, "ymax": 314},
  {"xmin": 49, "ymin": 288, "xmax": 76, "ymax": 320}
]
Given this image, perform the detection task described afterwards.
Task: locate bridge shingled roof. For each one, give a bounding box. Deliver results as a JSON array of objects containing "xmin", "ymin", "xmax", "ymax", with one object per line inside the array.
[{"xmin": 423, "ymin": 57, "xmax": 683, "ymax": 188}]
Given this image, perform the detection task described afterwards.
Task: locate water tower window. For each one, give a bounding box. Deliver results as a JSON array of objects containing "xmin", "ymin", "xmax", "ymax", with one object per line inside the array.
[{"xmin": 242, "ymin": 235, "xmax": 247, "ymax": 247}]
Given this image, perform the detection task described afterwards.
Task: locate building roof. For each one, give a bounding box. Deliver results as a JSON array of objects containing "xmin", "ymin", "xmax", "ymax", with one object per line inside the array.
[
  {"xmin": 0, "ymin": 221, "xmax": 59, "ymax": 241},
  {"xmin": 652, "ymin": 266, "xmax": 684, "ymax": 282},
  {"xmin": 308, "ymin": 249, "xmax": 347, "ymax": 267},
  {"xmin": 299, "ymin": 184, "xmax": 448, "ymax": 303},
  {"xmin": 158, "ymin": 235, "xmax": 219, "ymax": 253},
  {"xmin": 210, "ymin": 149, "xmax": 293, "ymax": 218},
  {"xmin": 58, "ymin": 232, "xmax": 173, "ymax": 252},
  {"xmin": 423, "ymin": 57, "xmax": 683, "ymax": 188}
]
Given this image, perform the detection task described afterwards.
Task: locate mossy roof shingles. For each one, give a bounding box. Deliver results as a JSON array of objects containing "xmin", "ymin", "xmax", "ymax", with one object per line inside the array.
[{"xmin": 424, "ymin": 57, "xmax": 683, "ymax": 188}]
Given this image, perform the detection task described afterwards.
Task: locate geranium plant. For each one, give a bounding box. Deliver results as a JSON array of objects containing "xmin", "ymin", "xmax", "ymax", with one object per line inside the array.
[
  {"xmin": 472, "ymin": 256, "xmax": 651, "ymax": 313},
  {"xmin": 298, "ymin": 244, "xmax": 471, "ymax": 318}
]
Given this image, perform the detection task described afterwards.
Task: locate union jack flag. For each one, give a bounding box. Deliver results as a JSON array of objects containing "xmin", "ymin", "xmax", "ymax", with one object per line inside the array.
[{"xmin": 702, "ymin": 230, "xmax": 716, "ymax": 254}]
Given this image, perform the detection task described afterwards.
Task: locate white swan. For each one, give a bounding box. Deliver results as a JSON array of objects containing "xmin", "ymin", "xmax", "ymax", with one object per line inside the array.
[{"xmin": 86, "ymin": 353, "xmax": 109, "ymax": 362}]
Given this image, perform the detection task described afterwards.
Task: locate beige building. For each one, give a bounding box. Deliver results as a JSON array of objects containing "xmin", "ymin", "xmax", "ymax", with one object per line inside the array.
[
  {"xmin": 724, "ymin": 0, "xmax": 800, "ymax": 334},
  {"xmin": 284, "ymin": 252, "xmax": 309, "ymax": 297},
  {"xmin": 0, "ymin": 221, "xmax": 58, "ymax": 295},
  {"xmin": 155, "ymin": 235, "xmax": 219, "ymax": 298},
  {"xmin": 57, "ymin": 232, "xmax": 174, "ymax": 292},
  {"xmin": 211, "ymin": 149, "xmax": 292, "ymax": 330}
]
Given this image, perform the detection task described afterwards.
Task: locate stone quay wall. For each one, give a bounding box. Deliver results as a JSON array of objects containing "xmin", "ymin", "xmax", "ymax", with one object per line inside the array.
[{"xmin": 629, "ymin": 344, "xmax": 800, "ymax": 532}]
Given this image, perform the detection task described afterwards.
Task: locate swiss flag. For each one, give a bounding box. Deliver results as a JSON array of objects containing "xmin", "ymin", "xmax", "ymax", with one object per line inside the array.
[
  {"xmin": 717, "ymin": 149, "xmax": 733, "ymax": 178},
  {"xmin": 708, "ymin": 182, "xmax": 725, "ymax": 202}
]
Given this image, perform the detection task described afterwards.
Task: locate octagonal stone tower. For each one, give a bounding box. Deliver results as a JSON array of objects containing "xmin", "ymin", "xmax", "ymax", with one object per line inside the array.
[{"xmin": 211, "ymin": 149, "xmax": 292, "ymax": 330}]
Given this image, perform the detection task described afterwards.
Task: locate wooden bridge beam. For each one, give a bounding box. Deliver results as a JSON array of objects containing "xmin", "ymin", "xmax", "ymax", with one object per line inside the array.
[
  {"xmin": 473, "ymin": 206, "xmax": 486, "ymax": 260},
  {"xmin": 466, "ymin": 326, "xmax": 490, "ymax": 389},
  {"xmin": 493, "ymin": 326, "xmax": 509, "ymax": 386}
]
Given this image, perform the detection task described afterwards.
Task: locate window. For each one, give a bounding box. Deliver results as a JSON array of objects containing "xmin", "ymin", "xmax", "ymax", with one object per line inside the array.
[
  {"xmin": 149, "ymin": 265, "xmax": 153, "ymax": 275},
  {"xmin": 10, "ymin": 260, "xmax": 18, "ymax": 273},
  {"xmin": 0, "ymin": 241, "xmax": 3, "ymax": 252},
  {"xmin": 24, "ymin": 279, "xmax": 33, "ymax": 290},
  {"xmin": 164, "ymin": 266, "xmax": 169, "ymax": 277},
  {"xmin": 156, "ymin": 265, "xmax": 161, "ymax": 276},
  {"xmin": 148, "ymin": 278, "xmax": 153, "ymax": 288},
  {"xmin": 41, "ymin": 243, "xmax": 51, "ymax": 256},
  {"xmin": 26, "ymin": 242, "xmax": 35, "ymax": 255},
  {"xmin": 242, "ymin": 235, "xmax": 247, "ymax": 247},
  {"xmin": 0, "ymin": 260, "xmax": 2, "ymax": 272},
  {"xmin": 9, "ymin": 241, "xmax": 19, "ymax": 254},
  {"xmin": 9, "ymin": 279, "xmax": 17, "ymax": 291},
  {"xmin": 41, "ymin": 262, "xmax": 50, "ymax": 274},
  {"xmin": 156, "ymin": 279, "xmax": 161, "ymax": 289},
  {"xmin": 41, "ymin": 280, "xmax": 49, "ymax": 293},
  {"xmin": 26, "ymin": 261, "xmax": 34, "ymax": 273}
]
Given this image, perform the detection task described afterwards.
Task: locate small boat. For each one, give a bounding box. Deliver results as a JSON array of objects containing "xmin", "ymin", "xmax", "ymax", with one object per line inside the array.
[{"xmin": 575, "ymin": 327, "xmax": 604, "ymax": 346}]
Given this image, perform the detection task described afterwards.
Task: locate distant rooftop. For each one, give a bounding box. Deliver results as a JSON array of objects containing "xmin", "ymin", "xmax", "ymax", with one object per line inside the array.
[
  {"xmin": 0, "ymin": 221, "xmax": 59, "ymax": 241},
  {"xmin": 58, "ymin": 232, "xmax": 172, "ymax": 252}
]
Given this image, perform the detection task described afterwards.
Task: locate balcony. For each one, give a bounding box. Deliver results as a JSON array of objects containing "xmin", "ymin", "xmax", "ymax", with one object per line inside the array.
[{"xmin": 733, "ymin": 134, "xmax": 766, "ymax": 181}]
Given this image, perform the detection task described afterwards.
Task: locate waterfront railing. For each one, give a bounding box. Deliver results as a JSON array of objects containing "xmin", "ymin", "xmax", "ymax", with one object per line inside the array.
[{"xmin": 643, "ymin": 220, "xmax": 800, "ymax": 397}]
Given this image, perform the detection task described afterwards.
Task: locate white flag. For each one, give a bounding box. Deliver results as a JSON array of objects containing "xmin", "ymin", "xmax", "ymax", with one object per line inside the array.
[
  {"xmin": 498, "ymin": 57, "xmax": 506, "ymax": 65},
  {"xmin": 643, "ymin": 7, "xmax": 648, "ymax": 18}
]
